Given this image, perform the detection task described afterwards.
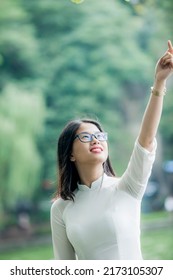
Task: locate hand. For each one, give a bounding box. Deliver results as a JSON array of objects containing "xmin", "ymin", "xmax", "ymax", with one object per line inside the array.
[{"xmin": 155, "ymin": 40, "xmax": 173, "ymax": 82}]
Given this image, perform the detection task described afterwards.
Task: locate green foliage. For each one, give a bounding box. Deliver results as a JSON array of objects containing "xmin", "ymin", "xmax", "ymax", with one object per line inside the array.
[
  {"xmin": 25, "ymin": 0, "xmax": 156, "ymax": 178},
  {"xmin": 156, "ymin": 0, "xmax": 173, "ymax": 33},
  {"xmin": 0, "ymin": 0, "xmax": 40, "ymax": 86},
  {"xmin": 0, "ymin": 0, "xmax": 173, "ymax": 220},
  {"xmin": 0, "ymin": 0, "xmax": 46, "ymax": 212},
  {"xmin": 0, "ymin": 84, "xmax": 45, "ymax": 209},
  {"xmin": 160, "ymin": 90, "xmax": 173, "ymax": 159}
]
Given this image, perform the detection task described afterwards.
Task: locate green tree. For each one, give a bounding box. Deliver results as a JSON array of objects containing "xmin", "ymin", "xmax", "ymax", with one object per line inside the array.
[
  {"xmin": 0, "ymin": 0, "xmax": 41, "ymax": 87},
  {"xmin": 24, "ymin": 0, "xmax": 156, "ymax": 180},
  {"xmin": 0, "ymin": 84, "xmax": 45, "ymax": 212},
  {"xmin": 0, "ymin": 0, "xmax": 46, "ymax": 216},
  {"xmin": 126, "ymin": 0, "xmax": 173, "ymax": 159}
]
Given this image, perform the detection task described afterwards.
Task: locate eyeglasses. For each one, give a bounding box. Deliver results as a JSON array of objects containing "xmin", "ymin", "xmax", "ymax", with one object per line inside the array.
[{"xmin": 74, "ymin": 132, "xmax": 108, "ymax": 143}]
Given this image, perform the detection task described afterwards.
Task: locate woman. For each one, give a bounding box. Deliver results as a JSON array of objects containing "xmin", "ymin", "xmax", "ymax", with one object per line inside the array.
[{"xmin": 51, "ymin": 40, "xmax": 173, "ymax": 260}]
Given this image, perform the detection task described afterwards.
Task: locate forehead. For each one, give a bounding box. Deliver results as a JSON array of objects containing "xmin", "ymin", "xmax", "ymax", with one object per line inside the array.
[{"xmin": 76, "ymin": 122, "xmax": 100, "ymax": 134}]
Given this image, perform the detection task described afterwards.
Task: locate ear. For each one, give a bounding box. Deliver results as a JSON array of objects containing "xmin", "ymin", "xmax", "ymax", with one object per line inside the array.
[{"xmin": 70, "ymin": 154, "xmax": 75, "ymax": 162}]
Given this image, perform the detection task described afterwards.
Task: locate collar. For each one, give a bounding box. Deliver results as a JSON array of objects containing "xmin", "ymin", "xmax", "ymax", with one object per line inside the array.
[{"xmin": 77, "ymin": 173, "xmax": 109, "ymax": 191}]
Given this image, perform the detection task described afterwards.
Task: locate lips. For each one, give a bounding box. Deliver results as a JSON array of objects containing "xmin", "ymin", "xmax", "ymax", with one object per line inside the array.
[{"xmin": 90, "ymin": 146, "xmax": 103, "ymax": 153}]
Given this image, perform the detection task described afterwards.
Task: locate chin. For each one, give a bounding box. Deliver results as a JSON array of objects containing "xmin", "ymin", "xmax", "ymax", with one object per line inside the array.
[{"xmin": 90, "ymin": 156, "xmax": 107, "ymax": 164}]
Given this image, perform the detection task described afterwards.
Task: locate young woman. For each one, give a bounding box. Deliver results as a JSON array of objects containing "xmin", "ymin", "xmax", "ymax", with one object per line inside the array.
[{"xmin": 51, "ymin": 40, "xmax": 173, "ymax": 260}]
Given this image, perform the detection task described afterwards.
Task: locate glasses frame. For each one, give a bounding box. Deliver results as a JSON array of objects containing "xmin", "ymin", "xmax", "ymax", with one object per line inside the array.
[{"xmin": 74, "ymin": 132, "xmax": 108, "ymax": 143}]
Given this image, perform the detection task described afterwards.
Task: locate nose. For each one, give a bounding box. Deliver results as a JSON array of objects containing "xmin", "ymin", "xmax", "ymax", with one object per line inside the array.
[{"xmin": 91, "ymin": 134, "xmax": 100, "ymax": 144}]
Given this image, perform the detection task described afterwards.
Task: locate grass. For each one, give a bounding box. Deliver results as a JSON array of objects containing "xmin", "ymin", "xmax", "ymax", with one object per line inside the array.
[
  {"xmin": 141, "ymin": 228, "xmax": 173, "ymax": 260},
  {"xmin": 141, "ymin": 210, "xmax": 171, "ymax": 221},
  {"xmin": 0, "ymin": 244, "xmax": 53, "ymax": 260}
]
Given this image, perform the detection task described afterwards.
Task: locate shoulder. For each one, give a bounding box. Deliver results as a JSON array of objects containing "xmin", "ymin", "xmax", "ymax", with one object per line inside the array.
[
  {"xmin": 51, "ymin": 197, "xmax": 71, "ymax": 217},
  {"xmin": 104, "ymin": 174, "xmax": 120, "ymax": 189}
]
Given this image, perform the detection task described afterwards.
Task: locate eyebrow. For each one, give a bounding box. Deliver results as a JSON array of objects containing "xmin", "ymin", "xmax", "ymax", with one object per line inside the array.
[{"xmin": 78, "ymin": 131, "xmax": 101, "ymax": 134}]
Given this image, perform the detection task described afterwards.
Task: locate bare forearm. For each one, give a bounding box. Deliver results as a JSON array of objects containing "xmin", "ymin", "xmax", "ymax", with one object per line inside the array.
[{"xmin": 138, "ymin": 80, "xmax": 166, "ymax": 151}]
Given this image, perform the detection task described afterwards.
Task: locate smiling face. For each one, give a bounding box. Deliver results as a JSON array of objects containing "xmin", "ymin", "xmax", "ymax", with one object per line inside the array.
[{"xmin": 70, "ymin": 122, "xmax": 108, "ymax": 167}]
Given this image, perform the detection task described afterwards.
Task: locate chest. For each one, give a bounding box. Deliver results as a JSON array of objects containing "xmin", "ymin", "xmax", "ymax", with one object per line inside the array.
[{"xmin": 63, "ymin": 189, "xmax": 140, "ymax": 247}]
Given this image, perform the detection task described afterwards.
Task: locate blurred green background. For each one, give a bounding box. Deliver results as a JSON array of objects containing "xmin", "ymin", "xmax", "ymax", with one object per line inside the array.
[{"xmin": 0, "ymin": 0, "xmax": 173, "ymax": 260}]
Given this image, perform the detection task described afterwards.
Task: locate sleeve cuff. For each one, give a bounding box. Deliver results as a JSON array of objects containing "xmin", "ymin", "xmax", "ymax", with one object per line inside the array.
[{"xmin": 136, "ymin": 138, "xmax": 157, "ymax": 156}]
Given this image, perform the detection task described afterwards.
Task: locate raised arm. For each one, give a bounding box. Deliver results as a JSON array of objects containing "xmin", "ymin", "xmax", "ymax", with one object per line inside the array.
[{"xmin": 138, "ymin": 40, "xmax": 173, "ymax": 151}]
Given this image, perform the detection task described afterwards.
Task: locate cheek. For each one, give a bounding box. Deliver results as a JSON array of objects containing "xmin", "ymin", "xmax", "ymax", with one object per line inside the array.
[
  {"xmin": 103, "ymin": 142, "xmax": 108, "ymax": 154},
  {"xmin": 72, "ymin": 143, "xmax": 89, "ymax": 159},
  {"xmin": 105, "ymin": 147, "xmax": 109, "ymax": 159}
]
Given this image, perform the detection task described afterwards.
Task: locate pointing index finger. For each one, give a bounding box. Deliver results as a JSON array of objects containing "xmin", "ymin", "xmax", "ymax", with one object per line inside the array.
[{"xmin": 168, "ymin": 40, "xmax": 173, "ymax": 52}]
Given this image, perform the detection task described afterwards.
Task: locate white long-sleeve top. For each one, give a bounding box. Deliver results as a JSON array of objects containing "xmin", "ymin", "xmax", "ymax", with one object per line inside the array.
[{"xmin": 51, "ymin": 139, "xmax": 157, "ymax": 260}]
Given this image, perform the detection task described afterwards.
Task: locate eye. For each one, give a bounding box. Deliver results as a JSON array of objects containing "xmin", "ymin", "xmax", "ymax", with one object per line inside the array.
[
  {"xmin": 95, "ymin": 132, "xmax": 107, "ymax": 141},
  {"xmin": 81, "ymin": 134, "xmax": 90, "ymax": 140},
  {"xmin": 96, "ymin": 132, "xmax": 104, "ymax": 139}
]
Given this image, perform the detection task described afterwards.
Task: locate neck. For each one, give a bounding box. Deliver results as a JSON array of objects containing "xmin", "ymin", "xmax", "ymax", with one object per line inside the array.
[{"xmin": 76, "ymin": 163, "xmax": 104, "ymax": 187}]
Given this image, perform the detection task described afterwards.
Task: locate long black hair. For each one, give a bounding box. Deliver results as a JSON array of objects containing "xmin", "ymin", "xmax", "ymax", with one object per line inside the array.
[{"xmin": 54, "ymin": 118, "xmax": 116, "ymax": 201}]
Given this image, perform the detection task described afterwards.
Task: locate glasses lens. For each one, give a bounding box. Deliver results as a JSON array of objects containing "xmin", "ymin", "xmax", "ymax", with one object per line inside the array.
[
  {"xmin": 95, "ymin": 132, "xmax": 107, "ymax": 141},
  {"xmin": 79, "ymin": 133, "xmax": 91, "ymax": 142}
]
